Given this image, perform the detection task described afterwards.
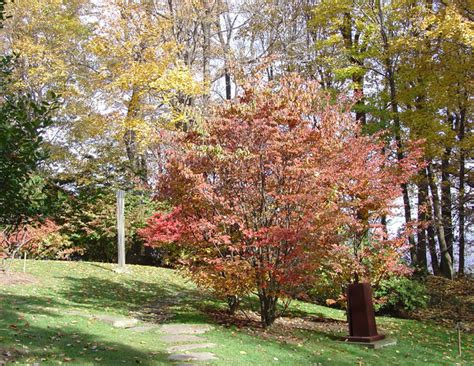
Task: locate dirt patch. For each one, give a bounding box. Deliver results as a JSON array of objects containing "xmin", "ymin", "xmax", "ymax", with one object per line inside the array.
[
  {"xmin": 206, "ymin": 308, "xmax": 347, "ymax": 344},
  {"xmin": 0, "ymin": 272, "xmax": 38, "ymax": 286}
]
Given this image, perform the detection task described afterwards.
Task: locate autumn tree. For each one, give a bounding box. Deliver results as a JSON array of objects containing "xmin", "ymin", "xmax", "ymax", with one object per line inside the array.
[
  {"xmin": 308, "ymin": 0, "xmax": 473, "ymax": 279},
  {"xmin": 0, "ymin": 219, "xmax": 80, "ymax": 272},
  {"xmin": 140, "ymin": 75, "xmax": 421, "ymax": 326},
  {"xmin": 86, "ymin": 0, "xmax": 204, "ymax": 183}
]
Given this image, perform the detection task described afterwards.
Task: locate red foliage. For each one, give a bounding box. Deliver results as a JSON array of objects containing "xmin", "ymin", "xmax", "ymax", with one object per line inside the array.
[
  {"xmin": 1, "ymin": 219, "xmax": 81, "ymax": 266},
  {"xmin": 1, "ymin": 220, "xmax": 59, "ymax": 264},
  {"xmin": 140, "ymin": 209, "xmax": 184, "ymax": 245},
  {"xmin": 141, "ymin": 75, "xmax": 422, "ymax": 326}
]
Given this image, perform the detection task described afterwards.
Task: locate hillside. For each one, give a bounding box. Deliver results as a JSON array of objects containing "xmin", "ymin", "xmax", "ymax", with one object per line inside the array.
[{"xmin": 0, "ymin": 261, "xmax": 472, "ymax": 365}]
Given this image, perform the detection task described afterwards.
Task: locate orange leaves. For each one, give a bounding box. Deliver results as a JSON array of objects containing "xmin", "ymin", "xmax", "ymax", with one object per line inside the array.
[{"xmin": 143, "ymin": 74, "xmax": 422, "ymax": 319}]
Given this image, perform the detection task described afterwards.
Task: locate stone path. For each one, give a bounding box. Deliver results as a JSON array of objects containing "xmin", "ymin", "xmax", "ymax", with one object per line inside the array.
[
  {"xmin": 159, "ymin": 324, "xmax": 217, "ymax": 363},
  {"xmin": 69, "ymin": 310, "xmax": 218, "ymax": 362},
  {"xmin": 167, "ymin": 343, "xmax": 216, "ymax": 353},
  {"xmin": 64, "ymin": 310, "xmax": 148, "ymax": 330}
]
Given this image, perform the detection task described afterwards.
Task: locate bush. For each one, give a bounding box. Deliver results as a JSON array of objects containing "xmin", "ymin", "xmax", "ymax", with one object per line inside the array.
[
  {"xmin": 28, "ymin": 230, "xmax": 83, "ymax": 260},
  {"xmin": 142, "ymin": 75, "xmax": 421, "ymax": 327},
  {"xmin": 374, "ymin": 277, "xmax": 429, "ymax": 316},
  {"xmin": 309, "ymin": 274, "xmax": 428, "ymax": 317},
  {"xmin": 62, "ymin": 188, "xmax": 161, "ymax": 263}
]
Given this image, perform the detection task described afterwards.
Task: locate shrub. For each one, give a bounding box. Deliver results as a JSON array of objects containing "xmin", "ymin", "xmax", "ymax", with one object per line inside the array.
[
  {"xmin": 28, "ymin": 229, "xmax": 83, "ymax": 260},
  {"xmin": 1, "ymin": 219, "xmax": 82, "ymax": 271},
  {"xmin": 374, "ymin": 277, "xmax": 429, "ymax": 315},
  {"xmin": 411, "ymin": 275, "xmax": 474, "ymax": 326}
]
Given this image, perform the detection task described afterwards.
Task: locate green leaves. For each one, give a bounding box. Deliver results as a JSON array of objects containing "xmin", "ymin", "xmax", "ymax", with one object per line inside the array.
[{"xmin": 0, "ymin": 55, "xmax": 59, "ymax": 227}]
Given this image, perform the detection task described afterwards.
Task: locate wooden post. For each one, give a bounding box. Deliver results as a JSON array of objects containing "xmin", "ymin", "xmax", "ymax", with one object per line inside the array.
[
  {"xmin": 23, "ymin": 252, "xmax": 27, "ymax": 273},
  {"xmin": 116, "ymin": 190, "xmax": 126, "ymax": 269},
  {"xmin": 457, "ymin": 323, "xmax": 462, "ymax": 357}
]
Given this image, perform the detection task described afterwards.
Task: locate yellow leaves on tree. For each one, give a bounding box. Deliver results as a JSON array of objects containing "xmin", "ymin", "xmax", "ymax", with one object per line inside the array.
[{"xmin": 89, "ymin": 0, "xmax": 204, "ymax": 154}]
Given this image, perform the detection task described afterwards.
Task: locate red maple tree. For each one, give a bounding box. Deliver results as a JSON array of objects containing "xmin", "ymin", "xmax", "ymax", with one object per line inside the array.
[{"xmin": 140, "ymin": 75, "xmax": 422, "ymax": 326}]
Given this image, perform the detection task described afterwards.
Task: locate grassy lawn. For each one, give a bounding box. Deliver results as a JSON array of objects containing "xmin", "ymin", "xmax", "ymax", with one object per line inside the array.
[{"xmin": 0, "ymin": 260, "xmax": 472, "ymax": 365}]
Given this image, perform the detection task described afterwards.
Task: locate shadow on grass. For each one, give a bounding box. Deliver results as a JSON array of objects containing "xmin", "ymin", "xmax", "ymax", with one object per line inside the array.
[
  {"xmin": 55, "ymin": 273, "xmax": 214, "ymax": 326},
  {"xmin": 0, "ymin": 294, "xmax": 170, "ymax": 365},
  {"xmin": 85, "ymin": 262, "xmax": 117, "ymax": 272}
]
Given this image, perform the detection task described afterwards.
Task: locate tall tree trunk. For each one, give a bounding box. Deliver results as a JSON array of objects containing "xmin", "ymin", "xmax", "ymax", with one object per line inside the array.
[
  {"xmin": 201, "ymin": 0, "xmax": 212, "ymax": 103},
  {"xmin": 441, "ymin": 148, "xmax": 454, "ymax": 259},
  {"xmin": 416, "ymin": 177, "xmax": 428, "ymax": 272},
  {"xmin": 422, "ymin": 169, "xmax": 440, "ymax": 275},
  {"xmin": 340, "ymin": 12, "xmax": 366, "ymax": 125},
  {"xmin": 124, "ymin": 89, "xmax": 147, "ymax": 183},
  {"xmin": 375, "ymin": 0, "xmax": 416, "ymax": 264},
  {"xmin": 426, "ymin": 208, "xmax": 440, "ymax": 275},
  {"xmin": 427, "ymin": 164, "xmax": 454, "ymax": 279},
  {"xmin": 457, "ymin": 109, "xmax": 466, "ymax": 274},
  {"xmin": 225, "ymin": 67, "xmax": 231, "ymax": 100}
]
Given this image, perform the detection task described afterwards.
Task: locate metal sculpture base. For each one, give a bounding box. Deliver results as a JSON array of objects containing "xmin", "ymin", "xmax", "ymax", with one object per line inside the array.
[
  {"xmin": 344, "ymin": 283, "xmax": 385, "ymax": 343},
  {"xmin": 339, "ymin": 337, "xmax": 397, "ymax": 349}
]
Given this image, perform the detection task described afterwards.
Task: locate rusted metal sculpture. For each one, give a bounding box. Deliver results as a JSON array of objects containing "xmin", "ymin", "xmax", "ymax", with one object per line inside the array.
[{"xmin": 343, "ymin": 283, "xmax": 385, "ymax": 342}]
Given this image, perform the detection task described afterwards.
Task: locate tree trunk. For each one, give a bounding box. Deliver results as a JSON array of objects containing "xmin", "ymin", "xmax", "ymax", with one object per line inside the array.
[
  {"xmin": 416, "ymin": 177, "xmax": 428, "ymax": 272},
  {"xmin": 381, "ymin": 215, "xmax": 388, "ymax": 234},
  {"xmin": 425, "ymin": 193, "xmax": 440, "ymax": 275},
  {"xmin": 258, "ymin": 290, "xmax": 278, "ymax": 327},
  {"xmin": 124, "ymin": 89, "xmax": 147, "ymax": 182},
  {"xmin": 225, "ymin": 67, "xmax": 231, "ymax": 100},
  {"xmin": 201, "ymin": 0, "xmax": 211, "ymax": 103},
  {"xmin": 340, "ymin": 12, "xmax": 366, "ymax": 125},
  {"xmin": 427, "ymin": 164, "xmax": 454, "ymax": 279},
  {"xmin": 457, "ymin": 109, "xmax": 466, "ymax": 274},
  {"xmin": 227, "ymin": 295, "xmax": 240, "ymax": 315},
  {"xmin": 375, "ymin": 0, "xmax": 416, "ymax": 263},
  {"xmin": 441, "ymin": 149, "xmax": 454, "ymax": 259}
]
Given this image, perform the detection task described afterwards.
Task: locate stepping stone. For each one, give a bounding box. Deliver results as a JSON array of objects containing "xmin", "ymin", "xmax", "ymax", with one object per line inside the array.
[
  {"xmin": 160, "ymin": 334, "xmax": 203, "ymax": 343},
  {"xmin": 94, "ymin": 315, "xmax": 138, "ymax": 328},
  {"xmin": 65, "ymin": 310, "xmax": 92, "ymax": 318},
  {"xmin": 167, "ymin": 343, "xmax": 216, "ymax": 353},
  {"xmin": 168, "ymin": 352, "xmax": 217, "ymax": 362},
  {"xmin": 160, "ymin": 324, "xmax": 212, "ymax": 335},
  {"xmin": 127, "ymin": 324, "xmax": 159, "ymax": 332}
]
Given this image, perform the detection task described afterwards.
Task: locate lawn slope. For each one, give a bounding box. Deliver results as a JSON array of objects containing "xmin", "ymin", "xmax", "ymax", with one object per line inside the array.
[{"xmin": 0, "ymin": 260, "xmax": 472, "ymax": 365}]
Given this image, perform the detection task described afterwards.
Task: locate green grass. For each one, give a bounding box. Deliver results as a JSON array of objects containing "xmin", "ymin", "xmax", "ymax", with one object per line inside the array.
[{"xmin": 0, "ymin": 260, "xmax": 472, "ymax": 365}]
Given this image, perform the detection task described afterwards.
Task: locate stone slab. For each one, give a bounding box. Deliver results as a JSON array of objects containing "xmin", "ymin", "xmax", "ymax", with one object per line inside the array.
[
  {"xmin": 127, "ymin": 324, "xmax": 160, "ymax": 332},
  {"xmin": 94, "ymin": 315, "xmax": 138, "ymax": 328},
  {"xmin": 168, "ymin": 352, "xmax": 217, "ymax": 362},
  {"xmin": 167, "ymin": 343, "xmax": 216, "ymax": 353},
  {"xmin": 160, "ymin": 324, "xmax": 212, "ymax": 335},
  {"xmin": 339, "ymin": 337, "xmax": 397, "ymax": 349},
  {"xmin": 160, "ymin": 334, "xmax": 203, "ymax": 343}
]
